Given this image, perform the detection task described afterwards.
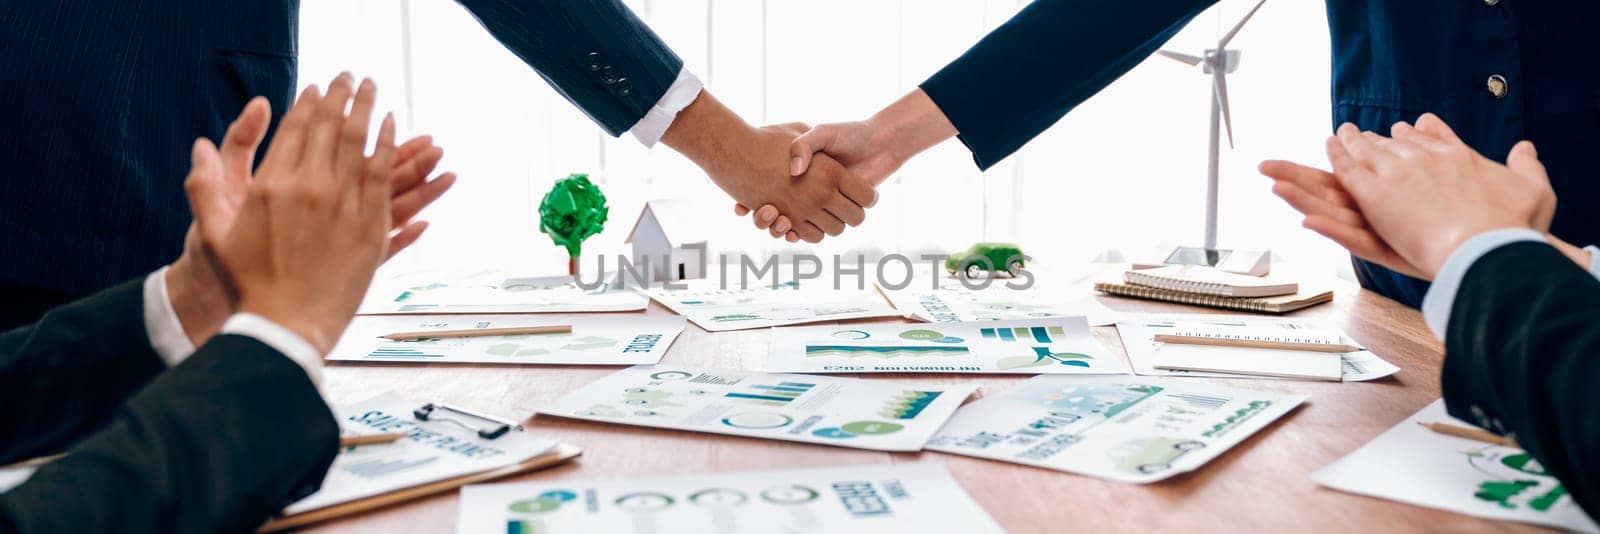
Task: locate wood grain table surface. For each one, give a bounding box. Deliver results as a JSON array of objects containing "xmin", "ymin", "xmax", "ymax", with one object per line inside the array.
[{"xmin": 304, "ymin": 264, "xmax": 1547, "ymax": 533}]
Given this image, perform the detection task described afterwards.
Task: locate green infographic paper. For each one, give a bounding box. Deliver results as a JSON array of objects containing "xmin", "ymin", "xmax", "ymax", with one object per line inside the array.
[
  {"xmin": 925, "ymin": 375, "xmax": 1305, "ymax": 483},
  {"xmin": 1312, "ymin": 400, "xmax": 1597, "ymax": 532},
  {"xmin": 765, "ymin": 318, "xmax": 1128, "ymax": 375},
  {"xmin": 538, "ymin": 366, "xmax": 976, "ymax": 451},
  {"xmin": 457, "ymin": 463, "xmax": 1002, "ymax": 534}
]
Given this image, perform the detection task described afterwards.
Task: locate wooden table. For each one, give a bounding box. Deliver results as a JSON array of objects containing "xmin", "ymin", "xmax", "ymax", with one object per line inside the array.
[{"xmin": 307, "ymin": 265, "xmax": 1543, "ymax": 533}]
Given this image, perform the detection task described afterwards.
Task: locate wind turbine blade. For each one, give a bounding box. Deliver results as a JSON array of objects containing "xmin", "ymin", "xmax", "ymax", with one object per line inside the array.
[
  {"xmin": 1218, "ymin": 0, "xmax": 1267, "ymax": 49},
  {"xmin": 1156, "ymin": 49, "xmax": 1203, "ymax": 66},
  {"xmin": 1213, "ymin": 70, "xmax": 1234, "ymax": 148}
]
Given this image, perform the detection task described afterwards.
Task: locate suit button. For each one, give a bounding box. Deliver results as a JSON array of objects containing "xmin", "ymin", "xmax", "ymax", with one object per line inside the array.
[
  {"xmin": 1487, "ymin": 75, "xmax": 1509, "ymax": 99},
  {"xmin": 1484, "ymin": 0, "xmax": 1500, "ymax": 5},
  {"xmin": 602, "ymin": 66, "xmax": 619, "ymax": 84},
  {"xmin": 615, "ymin": 78, "xmax": 632, "ymax": 97},
  {"xmin": 1470, "ymin": 405, "xmax": 1488, "ymax": 426},
  {"xmin": 586, "ymin": 52, "xmax": 602, "ymax": 72}
]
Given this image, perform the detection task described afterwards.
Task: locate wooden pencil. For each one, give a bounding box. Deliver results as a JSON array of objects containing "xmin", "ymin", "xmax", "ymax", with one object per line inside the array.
[
  {"xmin": 1153, "ymin": 333, "xmax": 1360, "ymax": 353},
  {"xmin": 1418, "ymin": 422, "xmax": 1519, "ymax": 448},
  {"xmin": 381, "ymin": 325, "xmax": 571, "ymax": 341},
  {"xmin": 338, "ymin": 432, "xmax": 410, "ymax": 448}
]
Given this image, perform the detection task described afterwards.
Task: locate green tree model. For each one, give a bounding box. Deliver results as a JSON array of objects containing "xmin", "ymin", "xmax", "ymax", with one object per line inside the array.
[{"xmin": 539, "ymin": 173, "xmax": 608, "ymax": 275}]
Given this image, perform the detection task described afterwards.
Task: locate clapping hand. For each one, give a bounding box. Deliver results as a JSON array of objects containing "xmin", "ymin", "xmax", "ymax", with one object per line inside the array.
[
  {"xmin": 1261, "ymin": 113, "xmax": 1555, "ymax": 279},
  {"xmin": 184, "ymin": 74, "xmax": 427, "ymax": 353},
  {"xmin": 164, "ymin": 76, "xmax": 456, "ymax": 346}
]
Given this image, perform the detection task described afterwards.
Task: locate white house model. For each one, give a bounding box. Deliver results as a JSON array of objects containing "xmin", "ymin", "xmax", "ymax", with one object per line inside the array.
[{"xmin": 624, "ymin": 199, "xmax": 708, "ymax": 282}]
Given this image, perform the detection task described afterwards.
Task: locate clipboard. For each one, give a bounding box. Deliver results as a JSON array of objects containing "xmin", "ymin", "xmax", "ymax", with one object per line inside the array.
[{"xmin": 258, "ymin": 443, "xmax": 582, "ymax": 532}]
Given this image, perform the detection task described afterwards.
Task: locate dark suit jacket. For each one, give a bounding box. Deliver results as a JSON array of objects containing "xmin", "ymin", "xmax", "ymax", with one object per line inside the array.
[
  {"xmin": 917, "ymin": 0, "xmax": 1600, "ymax": 308},
  {"xmin": 1442, "ymin": 241, "xmax": 1600, "ymax": 516},
  {"xmin": 0, "ymin": 279, "xmax": 338, "ymax": 533},
  {"xmin": 0, "ymin": 0, "xmax": 681, "ymax": 295}
]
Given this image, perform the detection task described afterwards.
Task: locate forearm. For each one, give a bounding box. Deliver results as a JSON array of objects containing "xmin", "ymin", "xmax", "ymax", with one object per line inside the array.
[
  {"xmin": 863, "ymin": 89, "xmax": 958, "ymax": 185},
  {"xmin": 920, "ymin": 0, "xmax": 1213, "ymax": 169},
  {"xmin": 659, "ymin": 90, "xmax": 756, "ymax": 177},
  {"xmin": 0, "ymin": 337, "xmax": 338, "ymax": 533},
  {"xmin": 0, "ymin": 279, "xmax": 165, "ymax": 464},
  {"xmin": 1440, "ymin": 241, "xmax": 1600, "ymax": 514}
]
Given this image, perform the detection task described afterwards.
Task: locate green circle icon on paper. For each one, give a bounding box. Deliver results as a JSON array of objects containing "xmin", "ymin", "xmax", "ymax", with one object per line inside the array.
[
  {"xmin": 899, "ymin": 329, "xmax": 944, "ymax": 341},
  {"xmin": 689, "ymin": 488, "xmax": 749, "ymax": 507},
  {"xmin": 614, "ymin": 492, "xmax": 675, "ymax": 511},
  {"xmin": 833, "ymin": 329, "xmax": 871, "ymax": 340},
  {"xmin": 649, "ymin": 371, "xmax": 693, "ymax": 381},
  {"xmin": 760, "ymin": 485, "xmax": 821, "ymax": 505},
  {"xmin": 840, "ymin": 421, "xmax": 904, "ymax": 435},
  {"xmin": 721, "ymin": 412, "xmax": 794, "ymax": 429}
]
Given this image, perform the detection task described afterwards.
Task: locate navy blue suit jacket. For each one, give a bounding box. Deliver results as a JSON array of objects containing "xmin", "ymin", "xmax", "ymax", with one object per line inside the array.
[
  {"xmin": 0, "ymin": 0, "xmax": 681, "ymax": 295},
  {"xmin": 921, "ymin": 0, "xmax": 1600, "ymax": 307}
]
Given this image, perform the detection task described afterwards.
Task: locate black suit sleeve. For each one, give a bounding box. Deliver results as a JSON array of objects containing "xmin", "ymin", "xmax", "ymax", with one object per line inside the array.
[
  {"xmin": 0, "ymin": 278, "xmax": 166, "ymax": 464},
  {"xmin": 1442, "ymin": 241, "xmax": 1600, "ymax": 516},
  {"xmin": 0, "ymin": 334, "xmax": 338, "ymax": 534},
  {"xmin": 920, "ymin": 0, "xmax": 1216, "ymax": 169},
  {"xmin": 455, "ymin": 0, "xmax": 685, "ymax": 137}
]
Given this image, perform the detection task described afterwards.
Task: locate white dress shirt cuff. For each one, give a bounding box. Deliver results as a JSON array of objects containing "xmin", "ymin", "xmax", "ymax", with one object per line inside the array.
[
  {"xmin": 629, "ymin": 68, "xmax": 703, "ymax": 147},
  {"xmin": 142, "ymin": 267, "xmax": 197, "ymax": 367},
  {"xmin": 1421, "ymin": 229, "xmax": 1547, "ymax": 340},
  {"xmin": 221, "ymin": 313, "xmax": 325, "ymax": 388}
]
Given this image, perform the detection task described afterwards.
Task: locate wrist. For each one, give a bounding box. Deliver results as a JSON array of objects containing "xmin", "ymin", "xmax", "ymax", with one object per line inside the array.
[
  {"xmin": 165, "ymin": 256, "xmax": 234, "ymax": 345},
  {"xmin": 1425, "ymin": 223, "xmax": 1534, "ymax": 278},
  {"xmin": 869, "ymin": 88, "xmax": 957, "ymax": 173},
  {"xmin": 238, "ymin": 300, "xmax": 337, "ymax": 355},
  {"xmin": 659, "ymin": 89, "xmax": 753, "ymax": 174},
  {"xmin": 1546, "ymin": 235, "xmax": 1593, "ymax": 269}
]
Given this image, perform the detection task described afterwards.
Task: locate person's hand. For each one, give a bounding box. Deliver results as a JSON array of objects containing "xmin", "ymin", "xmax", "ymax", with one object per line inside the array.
[
  {"xmin": 660, "ymin": 91, "xmax": 876, "ymax": 244},
  {"xmin": 1260, "ymin": 143, "xmax": 1429, "ymax": 280},
  {"xmin": 164, "ymin": 88, "xmax": 456, "ymax": 347},
  {"xmin": 187, "ymin": 74, "xmax": 408, "ymax": 353},
  {"xmin": 737, "ymin": 89, "xmax": 957, "ymax": 241},
  {"xmin": 1274, "ymin": 116, "xmax": 1550, "ymax": 279}
]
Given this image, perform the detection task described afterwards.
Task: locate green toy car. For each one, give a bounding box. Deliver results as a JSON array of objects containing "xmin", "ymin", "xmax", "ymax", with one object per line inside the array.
[{"xmin": 946, "ymin": 243, "xmax": 1026, "ymax": 278}]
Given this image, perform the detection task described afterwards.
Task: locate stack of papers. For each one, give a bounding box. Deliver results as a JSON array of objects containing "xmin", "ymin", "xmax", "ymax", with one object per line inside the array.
[
  {"xmin": 457, "ymin": 463, "xmax": 1002, "ymax": 534},
  {"xmin": 1116, "ymin": 314, "xmax": 1399, "ymax": 382},
  {"xmin": 765, "ymin": 317, "xmax": 1127, "ymax": 375},
  {"xmin": 926, "ymin": 375, "xmax": 1306, "ymax": 483},
  {"xmin": 538, "ymin": 366, "xmax": 976, "ymax": 451}
]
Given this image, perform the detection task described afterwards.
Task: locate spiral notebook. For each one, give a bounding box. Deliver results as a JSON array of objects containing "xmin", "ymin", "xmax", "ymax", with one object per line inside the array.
[
  {"xmin": 1123, "ymin": 265, "xmax": 1298, "ymax": 297},
  {"xmin": 1094, "ymin": 281, "xmax": 1332, "ymax": 314}
]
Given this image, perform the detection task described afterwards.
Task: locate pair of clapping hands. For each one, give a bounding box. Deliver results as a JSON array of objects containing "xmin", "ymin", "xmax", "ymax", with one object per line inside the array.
[
  {"xmin": 163, "ymin": 73, "xmax": 455, "ymax": 354},
  {"xmin": 1261, "ymin": 113, "xmax": 1588, "ymax": 280}
]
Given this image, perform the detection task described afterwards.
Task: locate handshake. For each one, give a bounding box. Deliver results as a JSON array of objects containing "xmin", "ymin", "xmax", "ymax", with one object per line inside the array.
[{"xmin": 659, "ymin": 90, "xmax": 956, "ymax": 244}]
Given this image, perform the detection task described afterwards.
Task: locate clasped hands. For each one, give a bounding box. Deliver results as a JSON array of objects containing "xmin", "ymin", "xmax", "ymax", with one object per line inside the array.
[{"xmin": 1261, "ymin": 113, "xmax": 1581, "ymax": 281}]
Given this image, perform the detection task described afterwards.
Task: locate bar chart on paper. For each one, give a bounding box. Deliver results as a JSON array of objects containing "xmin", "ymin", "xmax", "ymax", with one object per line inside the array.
[
  {"xmin": 725, "ymin": 381, "xmax": 815, "ymax": 406},
  {"xmin": 766, "ymin": 318, "xmax": 1128, "ymax": 375}
]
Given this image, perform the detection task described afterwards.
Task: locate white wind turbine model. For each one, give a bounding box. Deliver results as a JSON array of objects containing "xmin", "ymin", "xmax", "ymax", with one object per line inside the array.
[{"xmin": 1155, "ymin": 0, "xmax": 1272, "ymax": 276}]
